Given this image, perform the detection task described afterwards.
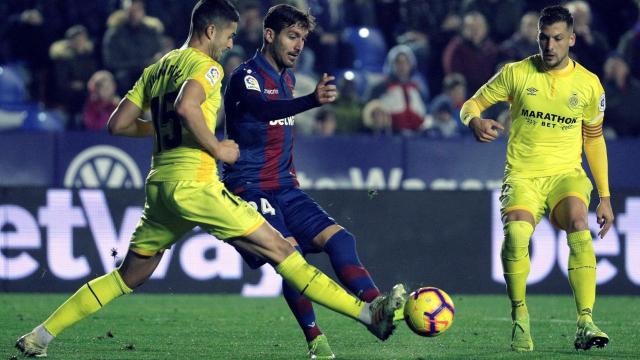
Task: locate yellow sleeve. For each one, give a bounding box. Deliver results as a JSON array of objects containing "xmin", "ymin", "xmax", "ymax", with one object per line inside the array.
[
  {"xmin": 583, "ymin": 79, "xmax": 606, "ymax": 126},
  {"xmin": 125, "ymin": 66, "xmax": 151, "ymax": 110},
  {"xmin": 190, "ymin": 60, "xmax": 223, "ymax": 96},
  {"xmin": 460, "ymin": 63, "xmax": 514, "ymax": 126},
  {"xmin": 460, "ymin": 95, "xmax": 491, "ymax": 126},
  {"xmin": 582, "ymin": 77, "xmax": 609, "ymax": 197}
]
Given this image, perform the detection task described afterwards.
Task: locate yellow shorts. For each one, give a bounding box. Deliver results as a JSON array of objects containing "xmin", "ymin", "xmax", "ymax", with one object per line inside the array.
[
  {"xmin": 499, "ymin": 168, "xmax": 593, "ymax": 225},
  {"xmin": 129, "ymin": 180, "xmax": 264, "ymax": 256}
]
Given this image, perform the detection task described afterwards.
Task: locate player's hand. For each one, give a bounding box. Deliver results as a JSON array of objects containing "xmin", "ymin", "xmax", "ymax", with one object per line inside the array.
[
  {"xmin": 315, "ymin": 73, "xmax": 337, "ymax": 104},
  {"xmin": 469, "ymin": 117, "xmax": 504, "ymax": 143},
  {"xmin": 214, "ymin": 139, "xmax": 240, "ymax": 164},
  {"xmin": 596, "ymin": 197, "xmax": 614, "ymax": 239}
]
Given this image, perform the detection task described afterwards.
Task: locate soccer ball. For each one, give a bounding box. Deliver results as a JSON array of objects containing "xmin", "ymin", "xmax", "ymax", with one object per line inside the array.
[{"xmin": 404, "ymin": 287, "xmax": 455, "ymax": 337}]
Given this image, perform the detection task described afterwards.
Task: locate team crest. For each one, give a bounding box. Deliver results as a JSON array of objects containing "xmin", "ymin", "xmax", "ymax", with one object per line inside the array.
[
  {"xmin": 568, "ymin": 92, "xmax": 579, "ymax": 108},
  {"xmin": 244, "ymin": 75, "xmax": 260, "ymax": 91},
  {"xmin": 205, "ymin": 66, "xmax": 220, "ymax": 86}
]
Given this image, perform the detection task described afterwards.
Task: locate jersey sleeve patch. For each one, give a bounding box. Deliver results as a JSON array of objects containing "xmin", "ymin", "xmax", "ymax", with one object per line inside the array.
[
  {"xmin": 244, "ymin": 75, "xmax": 261, "ymax": 92},
  {"xmin": 598, "ymin": 93, "xmax": 606, "ymax": 112},
  {"xmin": 205, "ymin": 66, "xmax": 221, "ymax": 86}
]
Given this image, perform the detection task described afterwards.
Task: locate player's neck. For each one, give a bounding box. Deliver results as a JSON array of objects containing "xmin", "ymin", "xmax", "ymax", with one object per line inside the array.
[{"xmin": 261, "ymin": 47, "xmax": 284, "ymax": 74}]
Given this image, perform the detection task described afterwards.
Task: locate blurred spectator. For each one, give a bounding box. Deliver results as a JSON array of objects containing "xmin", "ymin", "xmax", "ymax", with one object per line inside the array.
[
  {"xmin": 426, "ymin": 73, "xmax": 467, "ymax": 138},
  {"xmin": 221, "ymin": 48, "xmax": 245, "ymax": 92},
  {"xmin": 500, "ymin": 11, "xmax": 539, "ymax": 61},
  {"xmin": 307, "ymin": 0, "xmax": 353, "ymax": 74},
  {"xmin": 617, "ymin": 1, "xmax": 640, "ymax": 80},
  {"xmin": 425, "ymin": 12, "xmax": 463, "ymax": 97},
  {"xmin": 312, "ymin": 107, "xmax": 337, "ymax": 136},
  {"xmin": 234, "ymin": 1, "xmax": 263, "ymax": 55},
  {"xmin": 333, "ymin": 74, "xmax": 363, "ymax": 134},
  {"xmin": 369, "ymin": 45, "xmax": 429, "ymax": 134},
  {"xmin": 83, "ymin": 70, "xmax": 120, "ymax": 131},
  {"xmin": 3, "ymin": 9, "xmax": 50, "ymax": 103},
  {"xmin": 602, "ymin": 54, "xmax": 640, "ymax": 137},
  {"xmin": 49, "ymin": 25, "xmax": 98, "ymax": 128},
  {"xmin": 361, "ymin": 99, "xmax": 392, "ymax": 136},
  {"xmin": 103, "ymin": 0, "xmax": 163, "ymax": 95},
  {"xmin": 462, "ymin": 0, "xmax": 525, "ymax": 42},
  {"xmin": 443, "ymin": 11, "xmax": 500, "ymax": 94},
  {"xmin": 566, "ymin": 1, "xmax": 610, "ymax": 75}
]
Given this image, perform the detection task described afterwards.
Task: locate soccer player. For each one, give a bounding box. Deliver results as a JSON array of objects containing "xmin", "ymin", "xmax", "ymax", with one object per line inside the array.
[
  {"xmin": 15, "ymin": 1, "xmax": 405, "ymax": 357},
  {"xmin": 222, "ymin": 5, "xmax": 405, "ymax": 359},
  {"xmin": 460, "ymin": 5, "xmax": 613, "ymax": 352}
]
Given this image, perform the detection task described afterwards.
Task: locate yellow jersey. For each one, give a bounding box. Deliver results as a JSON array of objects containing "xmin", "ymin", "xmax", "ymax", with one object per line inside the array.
[
  {"xmin": 126, "ymin": 47, "xmax": 224, "ymax": 182},
  {"xmin": 472, "ymin": 54, "xmax": 605, "ymax": 178}
]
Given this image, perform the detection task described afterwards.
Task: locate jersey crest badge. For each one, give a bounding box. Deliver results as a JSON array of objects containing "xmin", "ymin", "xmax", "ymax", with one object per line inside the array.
[
  {"xmin": 568, "ymin": 92, "xmax": 579, "ymax": 108},
  {"xmin": 244, "ymin": 75, "xmax": 261, "ymax": 91},
  {"xmin": 205, "ymin": 66, "xmax": 221, "ymax": 86}
]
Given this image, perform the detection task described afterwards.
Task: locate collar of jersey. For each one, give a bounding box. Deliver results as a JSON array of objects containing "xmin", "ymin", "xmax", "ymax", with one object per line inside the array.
[
  {"xmin": 254, "ymin": 50, "xmax": 286, "ymax": 79},
  {"xmin": 545, "ymin": 58, "xmax": 576, "ymax": 77}
]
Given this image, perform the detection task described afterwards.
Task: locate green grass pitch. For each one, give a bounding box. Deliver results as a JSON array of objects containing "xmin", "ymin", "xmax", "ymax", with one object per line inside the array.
[{"xmin": 1, "ymin": 294, "xmax": 638, "ymax": 359}]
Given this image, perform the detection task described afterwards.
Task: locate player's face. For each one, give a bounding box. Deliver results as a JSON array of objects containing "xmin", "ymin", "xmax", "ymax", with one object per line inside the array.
[
  {"xmin": 538, "ymin": 21, "xmax": 575, "ymax": 69},
  {"xmin": 272, "ymin": 24, "xmax": 308, "ymax": 69},
  {"xmin": 209, "ymin": 21, "xmax": 238, "ymax": 61}
]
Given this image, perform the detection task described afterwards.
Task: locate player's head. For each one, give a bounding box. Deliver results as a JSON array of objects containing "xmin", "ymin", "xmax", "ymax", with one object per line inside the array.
[
  {"xmin": 262, "ymin": 4, "xmax": 316, "ymax": 70},
  {"xmin": 538, "ymin": 5, "xmax": 575, "ymax": 69},
  {"xmin": 189, "ymin": 0, "xmax": 239, "ymax": 60}
]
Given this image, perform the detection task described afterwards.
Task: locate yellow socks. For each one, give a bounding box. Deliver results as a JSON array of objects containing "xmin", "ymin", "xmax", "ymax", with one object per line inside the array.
[
  {"xmin": 43, "ymin": 270, "xmax": 132, "ymax": 336},
  {"xmin": 567, "ymin": 230, "xmax": 596, "ymax": 320},
  {"xmin": 502, "ymin": 221, "xmax": 534, "ymax": 319},
  {"xmin": 276, "ymin": 251, "xmax": 365, "ymax": 320}
]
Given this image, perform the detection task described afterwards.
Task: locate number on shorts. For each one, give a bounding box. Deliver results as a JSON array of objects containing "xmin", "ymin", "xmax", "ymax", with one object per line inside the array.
[{"xmin": 247, "ymin": 198, "xmax": 276, "ymax": 216}]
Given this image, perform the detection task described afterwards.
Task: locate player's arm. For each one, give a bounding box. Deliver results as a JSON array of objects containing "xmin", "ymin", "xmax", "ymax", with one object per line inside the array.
[
  {"xmin": 107, "ymin": 99, "xmax": 155, "ymax": 137},
  {"xmin": 460, "ymin": 95, "xmax": 504, "ymax": 142},
  {"xmin": 174, "ymin": 79, "xmax": 239, "ymax": 164},
  {"xmin": 583, "ymin": 118, "xmax": 613, "ymax": 238},
  {"xmin": 236, "ymin": 73, "xmax": 336, "ymax": 120},
  {"xmin": 460, "ymin": 64, "xmax": 514, "ymax": 142}
]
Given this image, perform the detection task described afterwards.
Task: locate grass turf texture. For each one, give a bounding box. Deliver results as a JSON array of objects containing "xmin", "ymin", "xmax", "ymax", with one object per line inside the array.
[{"xmin": 1, "ymin": 294, "xmax": 638, "ymax": 359}]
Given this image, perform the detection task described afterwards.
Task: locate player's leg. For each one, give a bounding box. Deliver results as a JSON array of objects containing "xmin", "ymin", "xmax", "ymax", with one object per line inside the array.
[
  {"xmin": 499, "ymin": 177, "xmax": 545, "ymax": 352},
  {"xmin": 549, "ymin": 172, "xmax": 608, "ymax": 350},
  {"xmin": 198, "ymin": 182, "xmax": 405, "ymax": 341},
  {"xmin": 17, "ymin": 182, "xmax": 191, "ymax": 357},
  {"xmin": 237, "ymin": 189, "xmax": 329, "ymax": 357},
  {"xmin": 232, "ymin": 222, "xmax": 405, "ymax": 341},
  {"xmin": 279, "ymin": 188, "xmax": 381, "ymax": 302},
  {"xmin": 314, "ymin": 225, "xmax": 382, "ymax": 302}
]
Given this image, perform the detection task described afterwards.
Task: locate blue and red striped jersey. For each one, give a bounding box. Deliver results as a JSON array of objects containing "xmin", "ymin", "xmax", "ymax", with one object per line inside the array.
[{"xmin": 222, "ymin": 51, "xmax": 319, "ymax": 193}]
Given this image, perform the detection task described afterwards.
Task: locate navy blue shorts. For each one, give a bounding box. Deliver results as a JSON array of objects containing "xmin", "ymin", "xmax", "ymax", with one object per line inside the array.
[{"xmin": 235, "ymin": 187, "xmax": 336, "ymax": 268}]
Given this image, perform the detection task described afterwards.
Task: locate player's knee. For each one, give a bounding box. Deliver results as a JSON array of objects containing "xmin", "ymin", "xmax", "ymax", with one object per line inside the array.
[
  {"xmin": 117, "ymin": 268, "xmax": 149, "ymax": 289},
  {"xmin": 567, "ymin": 218, "xmax": 588, "ymax": 233},
  {"xmin": 502, "ymin": 221, "xmax": 534, "ymax": 261}
]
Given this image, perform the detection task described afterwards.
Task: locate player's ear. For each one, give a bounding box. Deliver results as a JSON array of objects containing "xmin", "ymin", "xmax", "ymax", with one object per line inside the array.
[
  {"xmin": 264, "ymin": 28, "xmax": 275, "ymax": 44},
  {"xmin": 207, "ymin": 24, "xmax": 217, "ymax": 40},
  {"xmin": 569, "ymin": 31, "xmax": 576, "ymax": 47}
]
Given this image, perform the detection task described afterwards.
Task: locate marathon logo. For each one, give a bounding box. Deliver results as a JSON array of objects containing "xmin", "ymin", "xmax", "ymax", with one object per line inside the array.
[
  {"xmin": 521, "ymin": 108, "xmax": 578, "ymax": 129},
  {"xmin": 269, "ymin": 116, "xmax": 295, "ymax": 126}
]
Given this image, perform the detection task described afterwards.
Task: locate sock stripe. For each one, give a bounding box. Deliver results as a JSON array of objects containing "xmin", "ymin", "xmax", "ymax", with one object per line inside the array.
[
  {"xmin": 300, "ymin": 269, "xmax": 321, "ymax": 296},
  {"xmin": 86, "ymin": 283, "xmax": 103, "ymax": 307},
  {"xmin": 568, "ymin": 265, "xmax": 597, "ymax": 271}
]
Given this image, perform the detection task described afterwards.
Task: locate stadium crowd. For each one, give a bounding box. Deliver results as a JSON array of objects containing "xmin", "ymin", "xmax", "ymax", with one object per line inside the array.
[{"xmin": 1, "ymin": 0, "xmax": 639, "ymax": 138}]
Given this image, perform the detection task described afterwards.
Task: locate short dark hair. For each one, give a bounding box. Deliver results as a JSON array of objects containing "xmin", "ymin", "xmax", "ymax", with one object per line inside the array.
[
  {"xmin": 263, "ymin": 4, "xmax": 316, "ymax": 34},
  {"xmin": 539, "ymin": 5, "xmax": 574, "ymax": 29},
  {"xmin": 190, "ymin": 0, "xmax": 239, "ymax": 36}
]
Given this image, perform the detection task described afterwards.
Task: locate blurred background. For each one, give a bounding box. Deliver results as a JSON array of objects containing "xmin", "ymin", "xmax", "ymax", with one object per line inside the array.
[{"xmin": 1, "ymin": 0, "xmax": 639, "ymax": 296}]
